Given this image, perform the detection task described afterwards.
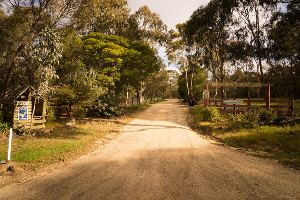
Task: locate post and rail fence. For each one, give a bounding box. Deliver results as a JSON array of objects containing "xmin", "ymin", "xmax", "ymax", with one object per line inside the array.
[{"xmin": 203, "ymin": 82, "xmax": 294, "ymax": 115}]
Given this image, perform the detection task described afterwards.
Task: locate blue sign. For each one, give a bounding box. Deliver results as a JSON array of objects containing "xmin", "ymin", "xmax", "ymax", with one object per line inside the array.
[{"xmin": 18, "ymin": 107, "xmax": 28, "ymax": 120}]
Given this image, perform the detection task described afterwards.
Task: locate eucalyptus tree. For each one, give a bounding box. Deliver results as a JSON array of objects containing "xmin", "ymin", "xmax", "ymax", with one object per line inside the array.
[
  {"xmin": 120, "ymin": 41, "xmax": 161, "ymax": 104},
  {"xmin": 72, "ymin": 0, "xmax": 130, "ymax": 35},
  {"xmin": 144, "ymin": 69, "xmax": 170, "ymax": 102},
  {"xmin": 230, "ymin": 0, "xmax": 277, "ymax": 83},
  {"xmin": 267, "ymin": 1, "xmax": 300, "ymax": 98},
  {"xmin": 167, "ymin": 23, "xmax": 205, "ymax": 105},
  {"xmin": 185, "ymin": 0, "xmax": 234, "ymax": 99},
  {"xmin": 0, "ymin": 0, "xmax": 76, "ymax": 112},
  {"xmin": 128, "ymin": 6, "xmax": 168, "ymax": 45},
  {"xmin": 123, "ymin": 5, "xmax": 168, "ymax": 103}
]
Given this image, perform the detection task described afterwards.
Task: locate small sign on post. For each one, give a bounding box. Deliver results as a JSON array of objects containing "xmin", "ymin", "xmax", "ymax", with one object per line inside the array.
[
  {"xmin": 203, "ymin": 85, "xmax": 210, "ymax": 107},
  {"xmin": 8, "ymin": 128, "xmax": 13, "ymax": 161}
]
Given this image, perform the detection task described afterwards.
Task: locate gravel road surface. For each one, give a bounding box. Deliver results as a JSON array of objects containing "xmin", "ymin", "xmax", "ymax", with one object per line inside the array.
[{"xmin": 0, "ymin": 99, "xmax": 299, "ymax": 200}]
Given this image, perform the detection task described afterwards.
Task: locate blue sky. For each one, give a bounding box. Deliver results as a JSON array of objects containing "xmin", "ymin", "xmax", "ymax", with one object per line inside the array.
[{"xmin": 127, "ymin": 0, "xmax": 210, "ymax": 70}]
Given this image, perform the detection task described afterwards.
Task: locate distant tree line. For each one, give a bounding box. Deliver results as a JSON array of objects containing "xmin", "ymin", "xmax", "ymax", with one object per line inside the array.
[{"xmin": 167, "ymin": 0, "xmax": 299, "ymax": 105}]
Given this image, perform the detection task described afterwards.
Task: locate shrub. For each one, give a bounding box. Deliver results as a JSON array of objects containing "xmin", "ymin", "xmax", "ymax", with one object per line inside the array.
[
  {"xmin": 192, "ymin": 106, "xmax": 220, "ymax": 122},
  {"xmin": 202, "ymin": 107, "xmax": 220, "ymax": 122},
  {"xmin": 273, "ymin": 111, "xmax": 289, "ymax": 126},
  {"xmin": 229, "ymin": 108, "xmax": 260, "ymax": 129},
  {"xmin": 259, "ymin": 109, "xmax": 276, "ymax": 125},
  {"xmin": 229, "ymin": 106, "xmax": 291, "ymax": 129},
  {"xmin": 86, "ymin": 95, "xmax": 123, "ymax": 118},
  {"xmin": 0, "ymin": 122, "xmax": 9, "ymax": 133},
  {"xmin": 47, "ymin": 106, "xmax": 56, "ymax": 121},
  {"xmin": 229, "ymin": 113, "xmax": 256, "ymax": 129}
]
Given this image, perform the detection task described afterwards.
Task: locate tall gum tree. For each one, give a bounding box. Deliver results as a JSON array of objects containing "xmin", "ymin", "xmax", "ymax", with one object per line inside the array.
[
  {"xmin": 72, "ymin": 0, "xmax": 130, "ymax": 35},
  {"xmin": 185, "ymin": 0, "xmax": 234, "ymax": 99},
  {"xmin": 0, "ymin": 0, "xmax": 76, "ymax": 110}
]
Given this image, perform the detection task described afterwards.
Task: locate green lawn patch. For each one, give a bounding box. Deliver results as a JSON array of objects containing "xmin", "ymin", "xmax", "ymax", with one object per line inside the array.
[{"xmin": 0, "ymin": 121, "xmax": 119, "ymax": 170}]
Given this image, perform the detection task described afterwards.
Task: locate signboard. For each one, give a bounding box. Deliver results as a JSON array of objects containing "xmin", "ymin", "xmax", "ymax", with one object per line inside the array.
[
  {"xmin": 17, "ymin": 101, "xmax": 31, "ymax": 106},
  {"xmin": 223, "ymin": 100, "xmax": 243, "ymax": 105},
  {"xmin": 203, "ymin": 90, "xmax": 210, "ymax": 99},
  {"xmin": 208, "ymin": 82, "xmax": 272, "ymax": 88},
  {"xmin": 18, "ymin": 107, "xmax": 28, "ymax": 121}
]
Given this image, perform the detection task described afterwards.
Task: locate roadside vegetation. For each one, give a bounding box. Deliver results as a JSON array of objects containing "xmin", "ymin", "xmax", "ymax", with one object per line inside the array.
[
  {"xmin": 190, "ymin": 105, "xmax": 300, "ymax": 169},
  {"xmin": 168, "ymin": 0, "xmax": 300, "ymax": 169},
  {"xmin": 0, "ymin": 0, "xmax": 177, "ymax": 173},
  {"xmin": 0, "ymin": 102, "xmax": 152, "ymax": 171}
]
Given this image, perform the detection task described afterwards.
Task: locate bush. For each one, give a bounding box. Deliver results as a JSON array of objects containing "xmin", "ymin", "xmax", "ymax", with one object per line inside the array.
[
  {"xmin": 229, "ymin": 113, "xmax": 257, "ymax": 129},
  {"xmin": 86, "ymin": 95, "xmax": 123, "ymax": 118},
  {"xmin": 229, "ymin": 107, "xmax": 291, "ymax": 129},
  {"xmin": 47, "ymin": 106, "xmax": 56, "ymax": 121},
  {"xmin": 202, "ymin": 107, "xmax": 220, "ymax": 122},
  {"xmin": 273, "ymin": 111, "xmax": 289, "ymax": 126},
  {"xmin": 259, "ymin": 109, "xmax": 276, "ymax": 125},
  {"xmin": 229, "ymin": 108, "xmax": 260, "ymax": 129},
  {"xmin": 192, "ymin": 106, "xmax": 220, "ymax": 122},
  {"xmin": 0, "ymin": 122, "xmax": 9, "ymax": 133}
]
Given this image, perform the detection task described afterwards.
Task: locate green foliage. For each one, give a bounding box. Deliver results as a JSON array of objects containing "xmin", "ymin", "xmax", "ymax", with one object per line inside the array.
[
  {"xmin": 192, "ymin": 106, "xmax": 220, "ymax": 122},
  {"xmin": 47, "ymin": 107, "xmax": 56, "ymax": 121},
  {"xmin": 177, "ymin": 69, "xmax": 206, "ymax": 103},
  {"xmin": 73, "ymin": 0, "xmax": 130, "ymax": 35},
  {"xmin": 82, "ymin": 33, "xmax": 130, "ymax": 86},
  {"xmin": 86, "ymin": 95, "xmax": 123, "ymax": 118},
  {"xmin": 52, "ymin": 85, "xmax": 78, "ymax": 117},
  {"xmin": 229, "ymin": 107, "xmax": 291, "ymax": 129},
  {"xmin": 273, "ymin": 111, "xmax": 289, "ymax": 126},
  {"xmin": 129, "ymin": 6, "xmax": 168, "ymax": 44},
  {"xmin": 229, "ymin": 113, "xmax": 257, "ymax": 130},
  {"xmin": 202, "ymin": 107, "xmax": 221, "ymax": 122},
  {"xmin": 259, "ymin": 109, "xmax": 276, "ymax": 125},
  {"xmin": 0, "ymin": 122, "xmax": 9, "ymax": 133},
  {"xmin": 144, "ymin": 69, "xmax": 170, "ymax": 101}
]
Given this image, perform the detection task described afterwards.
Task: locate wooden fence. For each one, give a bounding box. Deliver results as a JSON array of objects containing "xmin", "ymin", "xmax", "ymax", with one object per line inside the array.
[{"xmin": 208, "ymin": 99, "xmax": 294, "ymax": 115}]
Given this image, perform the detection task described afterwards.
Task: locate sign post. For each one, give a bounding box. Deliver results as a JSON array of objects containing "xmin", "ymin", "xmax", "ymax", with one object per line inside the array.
[
  {"xmin": 8, "ymin": 128, "xmax": 13, "ymax": 161},
  {"xmin": 203, "ymin": 84, "xmax": 209, "ymax": 107}
]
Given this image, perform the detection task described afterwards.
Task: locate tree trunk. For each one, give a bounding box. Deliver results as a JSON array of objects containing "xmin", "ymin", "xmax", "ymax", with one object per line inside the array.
[
  {"xmin": 126, "ymin": 86, "xmax": 129, "ymax": 107},
  {"xmin": 136, "ymin": 91, "xmax": 141, "ymax": 105}
]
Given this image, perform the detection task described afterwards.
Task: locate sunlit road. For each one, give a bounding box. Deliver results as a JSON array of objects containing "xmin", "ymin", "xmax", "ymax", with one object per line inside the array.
[{"xmin": 0, "ymin": 99, "xmax": 299, "ymax": 200}]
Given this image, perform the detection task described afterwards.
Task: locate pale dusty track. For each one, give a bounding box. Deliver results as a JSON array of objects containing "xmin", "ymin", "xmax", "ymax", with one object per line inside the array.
[{"xmin": 0, "ymin": 99, "xmax": 299, "ymax": 200}]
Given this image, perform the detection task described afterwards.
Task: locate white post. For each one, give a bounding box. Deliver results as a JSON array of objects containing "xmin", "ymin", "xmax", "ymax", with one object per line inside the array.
[{"xmin": 7, "ymin": 128, "xmax": 13, "ymax": 161}]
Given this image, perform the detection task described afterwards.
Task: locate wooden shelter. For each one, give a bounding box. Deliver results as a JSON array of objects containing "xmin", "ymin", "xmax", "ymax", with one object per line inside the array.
[{"xmin": 13, "ymin": 86, "xmax": 47, "ymax": 129}]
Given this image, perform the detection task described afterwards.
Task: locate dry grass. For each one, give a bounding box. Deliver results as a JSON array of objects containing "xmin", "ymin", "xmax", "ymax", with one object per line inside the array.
[
  {"xmin": 190, "ymin": 106, "xmax": 300, "ymax": 169},
  {"xmin": 0, "ymin": 119, "xmax": 123, "ymax": 171},
  {"xmin": 0, "ymin": 102, "xmax": 152, "ymax": 172}
]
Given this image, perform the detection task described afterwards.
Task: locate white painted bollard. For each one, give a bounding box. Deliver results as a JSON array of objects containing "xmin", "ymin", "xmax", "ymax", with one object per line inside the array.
[{"xmin": 7, "ymin": 128, "xmax": 13, "ymax": 161}]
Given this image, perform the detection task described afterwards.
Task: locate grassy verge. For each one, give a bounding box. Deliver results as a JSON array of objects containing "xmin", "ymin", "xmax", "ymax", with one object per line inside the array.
[
  {"xmin": 0, "ymin": 120, "xmax": 121, "ymax": 171},
  {"xmin": 190, "ymin": 106, "xmax": 300, "ymax": 169},
  {"xmin": 0, "ymin": 103, "xmax": 150, "ymax": 171}
]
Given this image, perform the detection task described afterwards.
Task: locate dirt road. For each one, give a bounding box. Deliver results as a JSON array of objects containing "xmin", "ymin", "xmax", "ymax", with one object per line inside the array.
[{"xmin": 0, "ymin": 100, "xmax": 299, "ymax": 200}]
